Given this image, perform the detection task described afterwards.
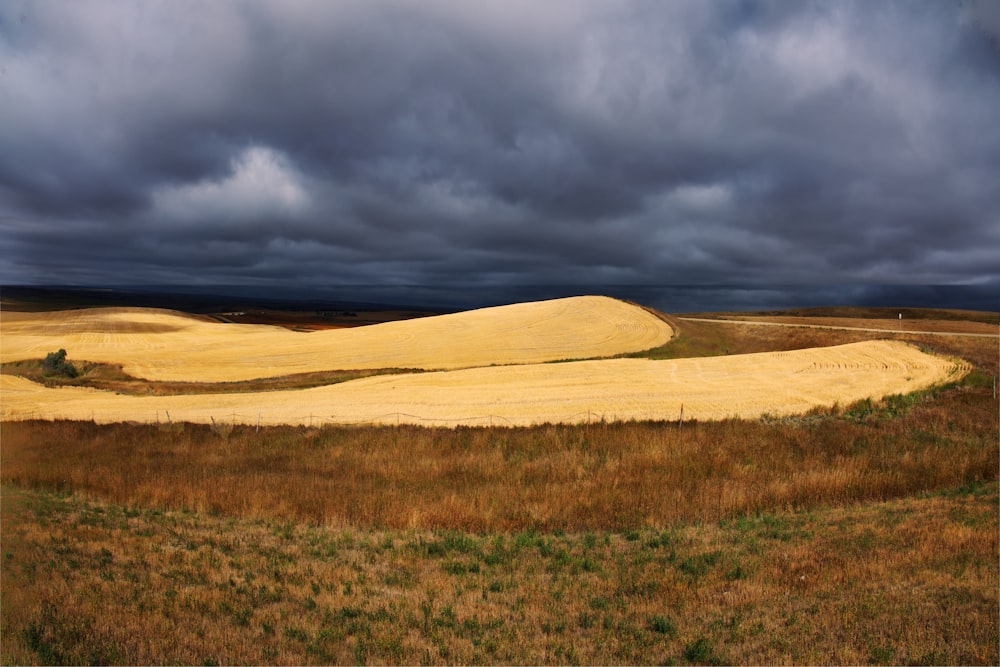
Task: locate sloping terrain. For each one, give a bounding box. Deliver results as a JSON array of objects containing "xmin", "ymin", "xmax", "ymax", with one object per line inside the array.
[
  {"xmin": 0, "ymin": 296, "xmax": 672, "ymax": 382},
  {"xmin": 0, "ymin": 341, "xmax": 963, "ymax": 426}
]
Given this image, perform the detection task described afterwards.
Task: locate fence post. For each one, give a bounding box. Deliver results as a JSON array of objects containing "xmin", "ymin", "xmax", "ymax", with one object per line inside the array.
[{"xmin": 678, "ymin": 403, "xmax": 684, "ymax": 429}]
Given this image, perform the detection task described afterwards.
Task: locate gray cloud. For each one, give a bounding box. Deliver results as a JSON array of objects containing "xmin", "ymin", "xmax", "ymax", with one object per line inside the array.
[{"xmin": 1, "ymin": 0, "xmax": 998, "ymax": 303}]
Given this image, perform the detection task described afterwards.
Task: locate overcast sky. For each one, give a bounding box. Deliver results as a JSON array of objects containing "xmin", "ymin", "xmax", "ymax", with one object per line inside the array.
[{"xmin": 1, "ymin": 1, "xmax": 998, "ymax": 305}]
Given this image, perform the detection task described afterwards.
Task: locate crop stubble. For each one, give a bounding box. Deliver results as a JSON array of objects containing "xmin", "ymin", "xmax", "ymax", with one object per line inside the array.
[
  {"xmin": 0, "ymin": 292, "xmax": 964, "ymax": 426},
  {"xmin": 1, "ymin": 296, "xmax": 671, "ymax": 382}
]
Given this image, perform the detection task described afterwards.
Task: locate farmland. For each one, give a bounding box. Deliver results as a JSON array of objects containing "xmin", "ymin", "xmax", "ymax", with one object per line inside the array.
[
  {"xmin": 0, "ymin": 297, "xmax": 968, "ymax": 426},
  {"xmin": 0, "ymin": 340, "xmax": 965, "ymax": 427},
  {"xmin": 0, "ymin": 296, "xmax": 672, "ymax": 382},
  {"xmin": 1, "ymin": 293, "xmax": 997, "ymax": 664}
]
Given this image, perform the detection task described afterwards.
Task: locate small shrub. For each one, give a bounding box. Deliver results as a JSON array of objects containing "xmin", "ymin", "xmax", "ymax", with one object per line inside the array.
[{"xmin": 42, "ymin": 349, "xmax": 77, "ymax": 378}]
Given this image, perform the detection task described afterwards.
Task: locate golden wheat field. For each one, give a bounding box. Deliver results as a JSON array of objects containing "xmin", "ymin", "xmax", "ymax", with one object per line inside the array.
[
  {"xmin": 0, "ymin": 296, "xmax": 671, "ymax": 382},
  {"xmin": 0, "ymin": 296, "xmax": 965, "ymax": 427}
]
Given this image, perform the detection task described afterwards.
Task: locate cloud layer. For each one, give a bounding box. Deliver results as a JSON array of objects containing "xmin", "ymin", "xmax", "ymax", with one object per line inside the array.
[{"xmin": 1, "ymin": 0, "xmax": 998, "ymax": 298}]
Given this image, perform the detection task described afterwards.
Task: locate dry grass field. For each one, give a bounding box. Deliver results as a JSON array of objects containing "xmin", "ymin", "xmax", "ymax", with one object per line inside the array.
[
  {"xmin": 682, "ymin": 314, "xmax": 998, "ymax": 336},
  {"xmin": 718, "ymin": 315, "xmax": 998, "ymax": 335},
  {"xmin": 1, "ymin": 296, "xmax": 997, "ymax": 664},
  {"xmin": 2, "ymin": 482, "xmax": 995, "ymax": 665}
]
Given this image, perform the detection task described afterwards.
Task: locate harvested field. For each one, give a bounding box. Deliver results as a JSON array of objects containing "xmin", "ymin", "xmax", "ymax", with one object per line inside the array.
[
  {"xmin": 681, "ymin": 315, "xmax": 998, "ymax": 337},
  {"xmin": 0, "ymin": 296, "xmax": 672, "ymax": 382},
  {"xmin": 0, "ymin": 340, "xmax": 963, "ymax": 426},
  {"xmin": 722, "ymin": 315, "xmax": 999, "ymax": 335}
]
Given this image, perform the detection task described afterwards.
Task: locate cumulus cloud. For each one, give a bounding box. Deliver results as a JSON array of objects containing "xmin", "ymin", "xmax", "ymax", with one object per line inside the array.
[{"xmin": 152, "ymin": 146, "xmax": 310, "ymax": 224}]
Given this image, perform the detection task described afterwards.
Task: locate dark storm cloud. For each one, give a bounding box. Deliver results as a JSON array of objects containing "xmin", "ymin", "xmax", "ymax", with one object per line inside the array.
[{"xmin": 1, "ymin": 0, "xmax": 998, "ymax": 303}]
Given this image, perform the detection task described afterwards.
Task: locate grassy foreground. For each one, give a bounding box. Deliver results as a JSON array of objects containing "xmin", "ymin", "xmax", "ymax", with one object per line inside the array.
[{"xmin": 2, "ymin": 482, "xmax": 996, "ymax": 665}]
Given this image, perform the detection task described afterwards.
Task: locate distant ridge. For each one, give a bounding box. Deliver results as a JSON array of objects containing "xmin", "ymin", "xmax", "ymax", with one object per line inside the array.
[
  {"xmin": 3, "ymin": 282, "xmax": 998, "ymax": 314},
  {"xmin": 0, "ymin": 285, "xmax": 447, "ymax": 315}
]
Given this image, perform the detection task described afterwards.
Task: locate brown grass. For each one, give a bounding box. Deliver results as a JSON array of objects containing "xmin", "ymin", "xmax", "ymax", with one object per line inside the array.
[
  {"xmin": 718, "ymin": 315, "xmax": 998, "ymax": 334},
  {"xmin": 2, "ymin": 372, "xmax": 995, "ymax": 532},
  {"xmin": 700, "ymin": 305, "xmax": 1000, "ymax": 325},
  {"xmin": 2, "ymin": 482, "xmax": 995, "ymax": 665}
]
